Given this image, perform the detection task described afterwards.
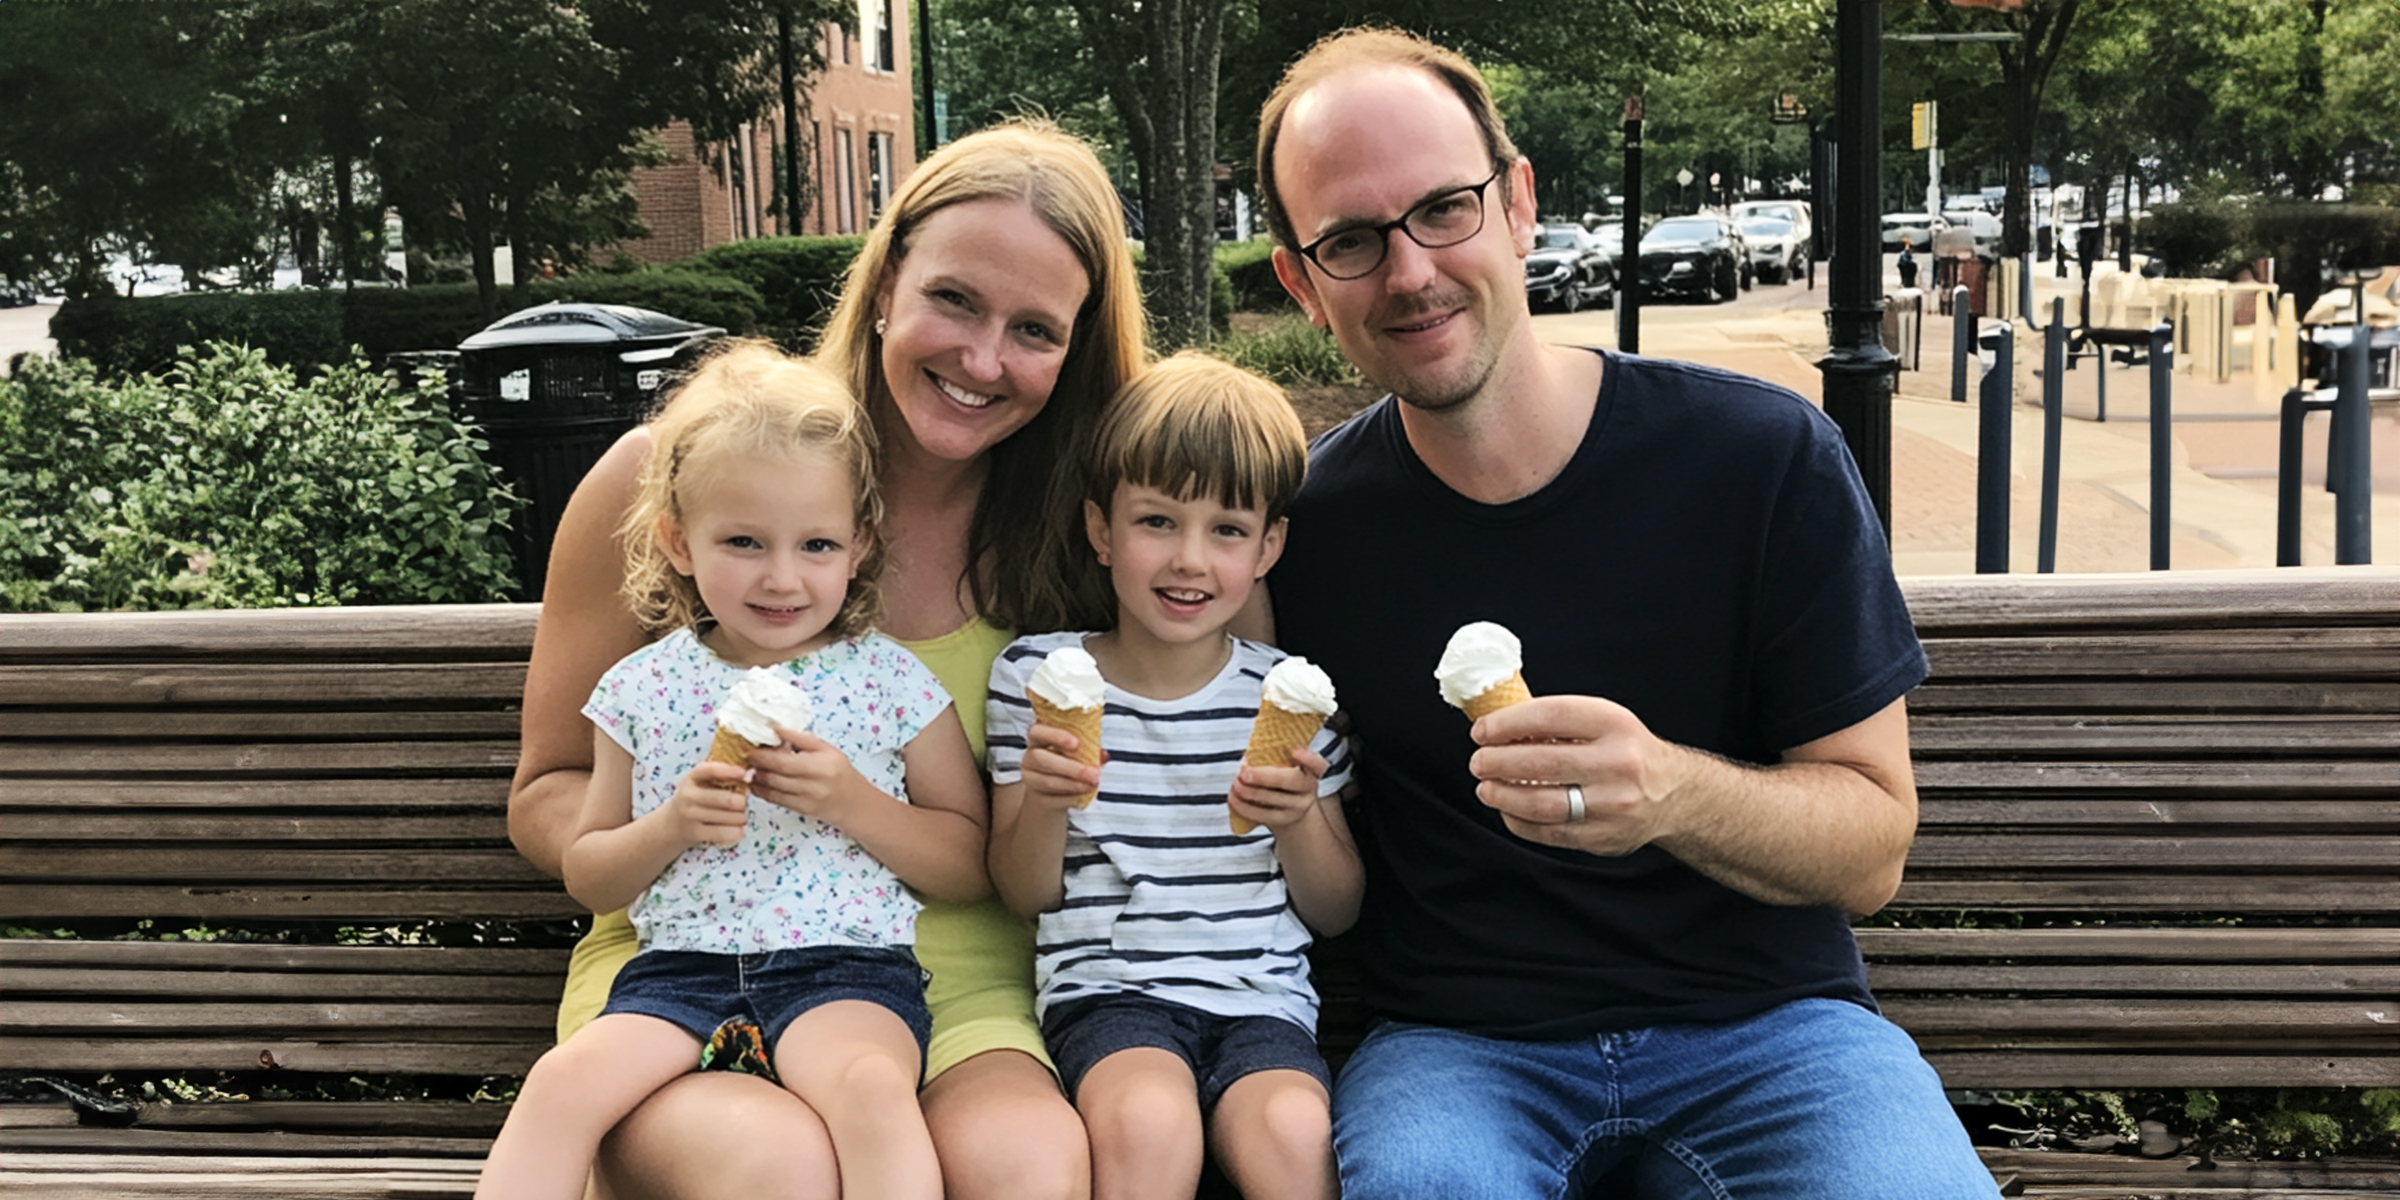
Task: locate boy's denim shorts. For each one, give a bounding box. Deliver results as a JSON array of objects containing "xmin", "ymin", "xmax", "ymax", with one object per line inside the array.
[
  {"xmin": 602, "ymin": 944, "xmax": 932, "ymax": 1068},
  {"xmin": 1042, "ymin": 993, "xmax": 1330, "ymax": 1111}
]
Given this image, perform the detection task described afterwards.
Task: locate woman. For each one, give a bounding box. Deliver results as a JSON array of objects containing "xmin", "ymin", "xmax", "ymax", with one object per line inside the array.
[{"xmin": 508, "ymin": 120, "xmax": 1146, "ymax": 1199}]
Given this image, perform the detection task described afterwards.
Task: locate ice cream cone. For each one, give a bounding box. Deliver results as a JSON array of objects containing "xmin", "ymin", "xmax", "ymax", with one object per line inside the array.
[
  {"xmin": 703, "ymin": 725, "xmax": 758, "ymax": 794},
  {"xmin": 1235, "ymin": 701, "xmax": 1330, "ymax": 833},
  {"xmin": 1029, "ymin": 694, "xmax": 1105, "ymax": 807},
  {"xmin": 1461, "ymin": 672, "xmax": 1532, "ymax": 721}
]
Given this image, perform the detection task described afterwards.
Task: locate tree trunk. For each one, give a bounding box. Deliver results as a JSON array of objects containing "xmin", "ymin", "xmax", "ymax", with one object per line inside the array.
[
  {"xmin": 1074, "ymin": 0, "xmax": 1226, "ymax": 350},
  {"xmin": 465, "ymin": 193, "xmax": 500, "ymax": 322}
]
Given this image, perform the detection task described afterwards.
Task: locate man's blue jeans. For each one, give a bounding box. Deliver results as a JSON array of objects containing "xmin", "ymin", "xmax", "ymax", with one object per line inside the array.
[{"xmin": 1332, "ymin": 999, "xmax": 1997, "ymax": 1199}]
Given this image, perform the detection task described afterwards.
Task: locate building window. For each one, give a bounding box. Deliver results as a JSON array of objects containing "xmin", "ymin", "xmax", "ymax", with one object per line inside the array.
[
  {"xmin": 874, "ymin": 0, "xmax": 894, "ymax": 72},
  {"xmin": 836, "ymin": 128, "xmax": 856, "ymax": 234},
  {"xmin": 868, "ymin": 132, "xmax": 894, "ymax": 220}
]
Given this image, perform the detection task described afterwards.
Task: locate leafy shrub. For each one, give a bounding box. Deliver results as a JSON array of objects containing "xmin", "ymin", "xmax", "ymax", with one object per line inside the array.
[
  {"xmin": 53, "ymin": 273, "xmax": 765, "ymax": 379},
  {"xmin": 0, "ymin": 342, "xmax": 520, "ymax": 611},
  {"xmin": 1216, "ymin": 238, "xmax": 1293, "ymax": 313},
  {"xmin": 682, "ymin": 236, "xmax": 866, "ymax": 346},
  {"xmin": 1206, "ymin": 312, "xmax": 1359, "ymax": 387},
  {"xmin": 1991, "ymin": 1087, "xmax": 2400, "ymax": 1161}
]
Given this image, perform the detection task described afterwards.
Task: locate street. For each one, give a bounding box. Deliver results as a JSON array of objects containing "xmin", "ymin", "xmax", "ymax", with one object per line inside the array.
[{"xmin": 1531, "ymin": 253, "xmax": 2399, "ymax": 575}]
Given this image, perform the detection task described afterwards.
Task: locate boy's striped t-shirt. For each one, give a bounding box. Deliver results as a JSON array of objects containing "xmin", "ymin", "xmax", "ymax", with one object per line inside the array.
[{"xmin": 987, "ymin": 631, "xmax": 1353, "ymax": 1032}]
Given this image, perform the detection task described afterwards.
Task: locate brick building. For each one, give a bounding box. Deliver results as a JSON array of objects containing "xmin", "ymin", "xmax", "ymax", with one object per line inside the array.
[{"xmin": 620, "ymin": 0, "xmax": 915, "ymax": 264}]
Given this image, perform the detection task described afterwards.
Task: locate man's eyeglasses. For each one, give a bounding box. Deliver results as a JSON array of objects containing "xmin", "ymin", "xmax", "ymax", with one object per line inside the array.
[{"xmin": 1295, "ymin": 167, "xmax": 1503, "ymax": 281}]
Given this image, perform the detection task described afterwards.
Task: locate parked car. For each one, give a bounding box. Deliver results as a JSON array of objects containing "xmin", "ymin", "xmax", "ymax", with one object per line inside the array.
[
  {"xmin": 1639, "ymin": 214, "xmax": 1748, "ymax": 303},
  {"xmin": 1730, "ymin": 199, "xmax": 1812, "ymax": 257},
  {"xmin": 1735, "ymin": 216, "xmax": 1805, "ymax": 285},
  {"xmin": 1524, "ymin": 223, "xmax": 1615, "ymax": 313},
  {"xmin": 1881, "ymin": 211, "xmax": 1950, "ymax": 252},
  {"xmin": 1941, "ymin": 199, "xmax": 2003, "ymax": 257}
]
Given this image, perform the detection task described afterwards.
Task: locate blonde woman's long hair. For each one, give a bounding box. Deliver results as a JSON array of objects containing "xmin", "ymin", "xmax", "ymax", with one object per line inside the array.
[
  {"xmin": 620, "ymin": 340, "xmax": 886, "ymax": 640},
  {"xmin": 814, "ymin": 119, "xmax": 1148, "ymax": 636}
]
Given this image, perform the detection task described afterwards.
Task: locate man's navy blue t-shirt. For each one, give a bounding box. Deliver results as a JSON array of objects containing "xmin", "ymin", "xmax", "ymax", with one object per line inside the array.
[{"xmin": 1270, "ymin": 350, "xmax": 1926, "ymax": 1041}]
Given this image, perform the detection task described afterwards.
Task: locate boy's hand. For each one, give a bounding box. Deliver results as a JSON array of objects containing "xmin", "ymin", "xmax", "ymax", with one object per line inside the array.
[
  {"xmin": 746, "ymin": 726, "xmax": 864, "ymax": 820},
  {"xmin": 1230, "ymin": 746, "xmax": 1328, "ymax": 831},
  {"xmin": 1019, "ymin": 721, "xmax": 1103, "ymax": 812},
  {"xmin": 666, "ymin": 763, "xmax": 751, "ymax": 848}
]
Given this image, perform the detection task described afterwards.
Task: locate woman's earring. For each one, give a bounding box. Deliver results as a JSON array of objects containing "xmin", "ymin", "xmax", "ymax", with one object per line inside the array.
[{"xmin": 874, "ymin": 317, "xmax": 887, "ymax": 338}]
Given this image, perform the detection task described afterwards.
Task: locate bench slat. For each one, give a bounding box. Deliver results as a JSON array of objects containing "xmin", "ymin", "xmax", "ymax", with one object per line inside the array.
[
  {"xmin": 0, "ymin": 663, "xmax": 526, "ymax": 706},
  {"xmin": 1910, "ymin": 679, "xmax": 2400, "ymax": 714},
  {"xmin": 0, "ymin": 605, "xmax": 539, "ymax": 660},
  {"xmin": 0, "ymin": 815, "xmax": 513, "ymax": 842},
  {"xmin": 1855, "ymin": 927, "xmax": 2400, "ymax": 961},
  {"xmin": 1915, "ymin": 797, "xmax": 2400, "ymax": 827},
  {"xmin": 1868, "ymin": 963, "xmax": 2400, "ymax": 994},
  {"xmin": 0, "ymin": 742, "xmax": 518, "ymax": 776},
  {"xmin": 1923, "ymin": 629, "xmax": 2400, "ymax": 679},
  {"xmin": 4, "ymin": 968, "xmax": 564, "ymax": 1003},
  {"xmin": 1890, "ymin": 876, "xmax": 2400, "ymax": 912},
  {"xmin": 0, "ymin": 940, "xmax": 570, "ymax": 973},
  {"xmin": 1900, "ymin": 567, "xmax": 2400, "ymax": 631},
  {"xmin": 1922, "ymin": 1051, "xmax": 2397, "ymax": 1089},
  {"xmin": 0, "ymin": 713, "xmax": 520, "ymax": 739},
  {"xmin": 0, "ymin": 1037, "xmax": 545, "ymax": 1076},
  {"xmin": 0, "ymin": 778, "xmax": 507, "ymax": 810},
  {"xmin": 1914, "ymin": 760, "xmax": 2400, "ymax": 792},
  {"xmin": 1905, "ymin": 834, "xmax": 2400, "ymax": 869},
  {"xmin": 1910, "ymin": 715, "xmax": 2400, "ymax": 754},
  {"xmin": 0, "ymin": 847, "xmax": 559, "ymax": 883},
  {"xmin": 0, "ymin": 1001, "xmax": 555, "ymax": 1033},
  {"xmin": 0, "ymin": 886, "xmax": 583, "ymax": 921}
]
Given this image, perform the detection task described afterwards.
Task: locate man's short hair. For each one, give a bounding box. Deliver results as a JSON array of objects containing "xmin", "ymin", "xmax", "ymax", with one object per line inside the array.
[{"xmin": 1255, "ymin": 27, "xmax": 1521, "ymax": 253}]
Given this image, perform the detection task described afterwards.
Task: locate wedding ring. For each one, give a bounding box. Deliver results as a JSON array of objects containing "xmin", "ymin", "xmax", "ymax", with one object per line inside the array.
[{"xmin": 1565, "ymin": 783, "xmax": 1586, "ymax": 824}]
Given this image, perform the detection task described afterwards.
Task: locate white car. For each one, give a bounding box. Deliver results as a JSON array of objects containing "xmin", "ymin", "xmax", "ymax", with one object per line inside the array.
[
  {"xmin": 1881, "ymin": 212, "xmax": 1950, "ymax": 252},
  {"xmin": 1730, "ymin": 199, "xmax": 1812, "ymax": 257}
]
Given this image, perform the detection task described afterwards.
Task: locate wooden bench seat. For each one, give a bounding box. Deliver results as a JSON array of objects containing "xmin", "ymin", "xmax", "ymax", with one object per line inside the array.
[{"xmin": 4, "ymin": 567, "xmax": 2397, "ymax": 1198}]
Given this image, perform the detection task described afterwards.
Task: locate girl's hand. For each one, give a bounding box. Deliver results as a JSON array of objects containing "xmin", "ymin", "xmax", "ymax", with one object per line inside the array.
[
  {"xmin": 1018, "ymin": 721, "xmax": 1103, "ymax": 812},
  {"xmin": 666, "ymin": 762, "xmax": 751, "ymax": 848},
  {"xmin": 745, "ymin": 726, "xmax": 865, "ymax": 820},
  {"xmin": 1230, "ymin": 746, "xmax": 1328, "ymax": 832}
]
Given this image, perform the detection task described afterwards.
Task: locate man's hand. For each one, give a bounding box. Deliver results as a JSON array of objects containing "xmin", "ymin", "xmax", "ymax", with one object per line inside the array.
[{"xmin": 1465, "ymin": 695, "xmax": 1689, "ymax": 856}]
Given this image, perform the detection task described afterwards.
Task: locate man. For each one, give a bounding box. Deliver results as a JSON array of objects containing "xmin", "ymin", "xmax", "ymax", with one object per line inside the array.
[{"xmin": 1253, "ymin": 28, "xmax": 1998, "ymax": 1200}]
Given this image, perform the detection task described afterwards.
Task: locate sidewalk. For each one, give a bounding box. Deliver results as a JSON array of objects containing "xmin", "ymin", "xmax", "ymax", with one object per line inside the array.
[{"xmin": 1538, "ymin": 278, "xmax": 2399, "ymax": 577}]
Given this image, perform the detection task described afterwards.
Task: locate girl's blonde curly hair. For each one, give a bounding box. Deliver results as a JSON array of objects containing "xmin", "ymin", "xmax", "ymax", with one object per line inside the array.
[{"xmin": 620, "ymin": 340, "xmax": 886, "ymax": 640}]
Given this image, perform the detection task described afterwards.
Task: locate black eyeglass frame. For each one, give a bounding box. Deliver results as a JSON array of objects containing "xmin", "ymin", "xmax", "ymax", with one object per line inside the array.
[{"xmin": 1293, "ymin": 166, "xmax": 1506, "ymax": 281}]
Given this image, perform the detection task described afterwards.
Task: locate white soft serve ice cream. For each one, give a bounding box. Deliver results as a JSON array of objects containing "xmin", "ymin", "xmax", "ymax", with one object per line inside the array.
[
  {"xmin": 1434, "ymin": 621, "xmax": 1523, "ymax": 709},
  {"xmin": 717, "ymin": 667, "xmax": 815, "ymax": 745},
  {"xmin": 1261, "ymin": 656, "xmax": 1338, "ymax": 716},
  {"xmin": 1028, "ymin": 645, "xmax": 1107, "ymax": 710}
]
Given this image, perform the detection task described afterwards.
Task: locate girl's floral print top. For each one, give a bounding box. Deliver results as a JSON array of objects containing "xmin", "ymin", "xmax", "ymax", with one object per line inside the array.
[{"xmin": 584, "ymin": 627, "xmax": 951, "ymax": 954}]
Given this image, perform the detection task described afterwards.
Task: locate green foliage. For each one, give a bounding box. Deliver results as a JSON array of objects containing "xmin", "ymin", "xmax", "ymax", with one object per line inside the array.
[
  {"xmin": 2141, "ymin": 199, "xmax": 2400, "ymax": 281},
  {"xmin": 681, "ymin": 235, "xmax": 866, "ymax": 346},
  {"xmin": 1206, "ymin": 312, "xmax": 1359, "ymax": 388},
  {"xmin": 1216, "ymin": 238, "xmax": 1288, "ymax": 313},
  {"xmin": 1995, "ymin": 1087, "xmax": 2400, "ymax": 1160},
  {"xmin": 0, "ymin": 342, "xmax": 519, "ymax": 611},
  {"xmin": 53, "ymin": 272, "xmax": 765, "ymax": 379}
]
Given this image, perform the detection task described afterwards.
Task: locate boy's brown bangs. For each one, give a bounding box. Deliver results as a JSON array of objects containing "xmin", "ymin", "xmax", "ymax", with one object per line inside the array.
[{"xmin": 1092, "ymin": 353, "xmax": 1307, "ymax": 521}]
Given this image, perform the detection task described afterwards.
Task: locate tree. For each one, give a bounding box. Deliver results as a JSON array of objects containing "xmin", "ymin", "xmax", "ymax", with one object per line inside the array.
[{"xmin": 1906, "ymin": 0, "xmax": 2093, "ymax": 260}]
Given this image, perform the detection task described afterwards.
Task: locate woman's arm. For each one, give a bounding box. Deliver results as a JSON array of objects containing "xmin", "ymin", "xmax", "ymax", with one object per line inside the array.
[{"xmin": 508, "ymin": 429, "xmax": 653, "ymax": 880}]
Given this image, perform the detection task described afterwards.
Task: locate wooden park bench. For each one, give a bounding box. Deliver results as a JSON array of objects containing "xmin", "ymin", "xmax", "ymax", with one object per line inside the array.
[{"xmin": 4, "ymin": 565, "xmax": 2396, "ymax": 1198}]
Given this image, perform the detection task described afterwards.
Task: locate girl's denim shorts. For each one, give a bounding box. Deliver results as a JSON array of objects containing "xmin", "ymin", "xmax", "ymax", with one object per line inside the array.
[{"xmin": 602, "ymin": 943, "xmax": 932, "ymax": 1065}]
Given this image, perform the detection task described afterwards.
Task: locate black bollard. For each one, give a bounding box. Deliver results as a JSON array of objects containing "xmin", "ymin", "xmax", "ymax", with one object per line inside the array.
[{"xmin": 1977, "ymin": 323, "xmax": 2013, "ymax": 574}]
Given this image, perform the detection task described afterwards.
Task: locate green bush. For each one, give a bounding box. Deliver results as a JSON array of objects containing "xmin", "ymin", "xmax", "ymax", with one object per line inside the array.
[
  {"xmin": 52, "ymin": 272, "xmax": 765, "ymax": 379},
  {"xmin": 1217, "ymin": 238, "xmax": 1293, "ymax": 312},
  {"xmin": 0, "ymin": 342, "xmax": 520, "ymax": 611},
  {"xmin": 682, "ymin": 236, "xmax": 866, "ymax": 346},
  {"xmin": 1206, "ymin": 312, "xmax": 1359, "ymax": 388},
  {"xmin": 1992, "ymin": 1087, "xmax": 2400, "ymax": 1161}
]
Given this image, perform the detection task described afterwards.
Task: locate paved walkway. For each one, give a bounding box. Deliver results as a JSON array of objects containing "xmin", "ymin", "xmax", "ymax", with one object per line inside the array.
[{"xmin": 1536, "ymin": 274, "xmax": 2398, "ymax": 577}]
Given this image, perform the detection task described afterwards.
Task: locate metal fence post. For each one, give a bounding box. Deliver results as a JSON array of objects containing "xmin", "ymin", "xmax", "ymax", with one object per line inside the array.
[
  {"xmin": 1977, "ymin": 323, "xmax": 2013, "ymax": 574},
  {"xmin": 2336, "ymin": 324, "xmax": 2375, "ymax": 564},
  {"xmin": 2040, "ymin": 299, "xmax": 2065, "ymax": 573},
  {"xmin": 2149, "ymin": 321, "xmax": 2174, "ymax": 571},
  {"xmin": 1951, "ymin": 287, "xmax": 1972, "ymax": 403}
]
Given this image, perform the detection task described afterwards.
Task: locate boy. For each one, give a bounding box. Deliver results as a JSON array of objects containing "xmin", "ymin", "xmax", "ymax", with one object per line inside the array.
[{"xmin": 986, "ymin": 351, "xmax": 1360, "ymax": 1200}]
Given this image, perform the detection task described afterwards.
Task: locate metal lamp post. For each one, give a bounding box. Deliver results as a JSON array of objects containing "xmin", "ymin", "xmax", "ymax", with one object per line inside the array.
[
  {"xmin": 1620, "ymin": 95, "xmax": 1644, "ymax": 355},
  {"xmin": 1818, "ymin": 0, "xmax": 1899, "ymax": 539}
]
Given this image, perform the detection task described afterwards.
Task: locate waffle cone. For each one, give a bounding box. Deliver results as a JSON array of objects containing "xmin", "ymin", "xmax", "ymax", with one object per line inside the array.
[
  {"xmin": 1028, "ymin": 694, "xmax": 1104, "ymax": 808},
  {"xmin": 1234, "ymin": 702, "xmax": 1330, "ymax": 834},
  {"xmin": 1460, "ymin": 672, "xmax": 1532, "ymax": 721},
  {"xmin": 703, "ymin": 725, "xmax": 762, "ymax": 793}
]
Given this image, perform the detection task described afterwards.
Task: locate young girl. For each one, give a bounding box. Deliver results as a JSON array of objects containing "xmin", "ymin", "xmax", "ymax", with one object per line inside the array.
[
  {"xmin": 473, "ymin": 341, "xmax": 990, "ymax": 1200},
  {"xmin": 985, "ymin": 352, "xmax": 1362, "ymax": 1200}
]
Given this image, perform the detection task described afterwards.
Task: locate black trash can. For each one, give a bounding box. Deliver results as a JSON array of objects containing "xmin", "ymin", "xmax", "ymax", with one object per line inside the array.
[{"xmin": 455, "ymin": 302, "xmax": 724, "ymax": 599}]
